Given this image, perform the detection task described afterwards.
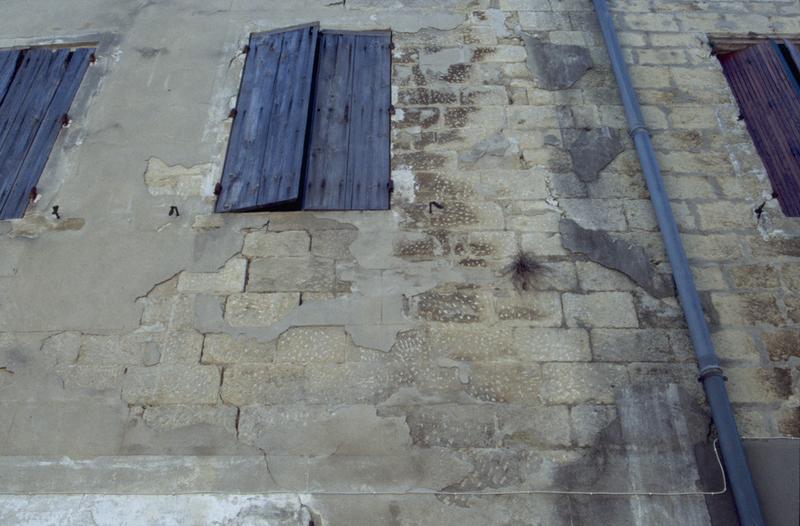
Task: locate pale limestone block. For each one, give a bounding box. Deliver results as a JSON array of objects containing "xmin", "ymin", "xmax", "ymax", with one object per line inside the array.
[
  {"xmin": 224, "ymin": 293, "xmax": 299, "ymax": 327},
  {"xmin": 563, "ymin": 292, "xmax": 639, "ymax": 328},
  {"xmin": 514, "ymin": 328, "xmax": 591, "ymax": 361},
  {"xmin": 275, "ymin": 326, "xmax": 347, "ymax": 364},
  {"xmin": 122, "ymin": 365, "xmax": 220, "ymax": 405},
  {"xmin": 202, "ymin": 333, "xmax": 275, "ymax": 364},
  {"xmin": 177, "ymin": 258, "xmax": 247, "ymax": 294},
  {"xmin": 242, "ymin": 230, "xmax": 310, "ymax": 258}
]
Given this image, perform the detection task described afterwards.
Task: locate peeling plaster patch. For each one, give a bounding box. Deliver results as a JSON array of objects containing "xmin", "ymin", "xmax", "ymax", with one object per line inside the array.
[
  {"xmin": 9, "ymin": 215, "xmax": 85, "ymax": 238},
  {"xmin": 143, "ymin": 157, "xmax": 212, "ymax": 197},
  {"xmin": 391, "ymin": 168, "xmax": 417, "ymax": 204}
]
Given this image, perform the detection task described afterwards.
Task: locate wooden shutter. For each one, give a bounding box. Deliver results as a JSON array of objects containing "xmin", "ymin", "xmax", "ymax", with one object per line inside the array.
[
  {"xmin": 216, "ymin": 24, "xmax": 319, "ymax": 212},
  {"xmin": 719, "ymin": 40, "xmax": 800, "ymax": 216},
  {"xmin": 302, "ymin": 31, "xmax": 392, "ymax": 210},
  {"xmin": 0, "ymin": 47, "xmax": 93, "ymax": 219}
]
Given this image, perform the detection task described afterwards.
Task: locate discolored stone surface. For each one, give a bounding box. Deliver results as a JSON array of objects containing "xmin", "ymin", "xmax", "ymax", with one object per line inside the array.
[
  {"xmin": 561, "ymin": 219, "xmax": 673, "ymax": 298},
  {"xmin": 564, "ymin": 127, "xmax": 625, "ymax": 182},
  {"xmin": 520, "ymin": 33, "xmax": 593, "ymax": 90},
  {"xmin": 0, "ymin": 0, "xmax": 797, "ymax": 522}
]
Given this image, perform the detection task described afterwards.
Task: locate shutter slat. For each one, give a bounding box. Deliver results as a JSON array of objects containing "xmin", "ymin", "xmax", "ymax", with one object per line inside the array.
[
  {"xmin": 0, "ymin": 48, "xmax": 93, "ymax": 219},
  {"xmin": 347, "ymin": 33, "xmax": 391, "ymax": 210},
  {"xmin": 216, "ymin": 24, "xmax": 319, "ymax": 212},
  {"xmin": 303, "ymin": 31, "xmax": 391, "ymax": 210},
  {"xmin": 0, "ymin": 50, "xmax": 20, "ymax": 103},
  {"xmin": 720, "ymin": 41, "xmax": 800, "ymax": 216},
  {"xmin": 303, "ymin": 33, "xmax": 355, "ymax": 210}
]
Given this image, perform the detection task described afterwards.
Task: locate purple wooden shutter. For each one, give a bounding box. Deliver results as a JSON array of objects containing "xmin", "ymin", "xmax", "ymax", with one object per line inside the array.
[
  {"xmin": 216, "ymin": 24, "xmax": 319, "ymax": 212},
  {"xmin": 302, "ymin": 31, "xmax": 392, "ymax": 210},
  {"xmin": 0, "ymin": 47, "xmax": 93, "ymax": 219},
  {"xmin": 719, "ymin": 41, "xmax": 800, "ymax": 216}
]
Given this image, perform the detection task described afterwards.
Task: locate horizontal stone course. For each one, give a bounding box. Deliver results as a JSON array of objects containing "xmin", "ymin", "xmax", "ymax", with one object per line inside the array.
[{"xmin": 122, "ymin": 365, "xmax": 220, "ymax": 405}]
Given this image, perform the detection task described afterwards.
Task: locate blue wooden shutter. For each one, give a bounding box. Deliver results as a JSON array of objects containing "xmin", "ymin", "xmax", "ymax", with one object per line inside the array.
[
  {"xmin": 216, "ymin": 24, "xmax": 319, "ymax": 212},
  {"xmin": 0, "ymin": 47, "xmax": 93, "ymax": 219},
  {"xmin": 303, "ymin": 31, "xmax": 392, "ymax": 210},
  {"xmin": 720, "ymin": 40, "xmax": 800, "ymax": 216}
]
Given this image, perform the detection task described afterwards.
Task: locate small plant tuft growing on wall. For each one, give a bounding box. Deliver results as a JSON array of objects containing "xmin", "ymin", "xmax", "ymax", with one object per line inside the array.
[{"xmin": 503, "ymin": 250, "xmax": 543, "ymax": 292}]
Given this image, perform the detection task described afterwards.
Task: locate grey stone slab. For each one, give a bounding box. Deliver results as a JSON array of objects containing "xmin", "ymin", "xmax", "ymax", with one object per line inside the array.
[
  {"xmin": 561, "ymin": 218, "xmax": 674, "ymax": 298},
  {"xmin": 521, "ymin": 33, "xmax": 593, "ymax": 90},
  {"xmin": 564, "ymin": 127, "xmax": 625, "ymax": 182}
]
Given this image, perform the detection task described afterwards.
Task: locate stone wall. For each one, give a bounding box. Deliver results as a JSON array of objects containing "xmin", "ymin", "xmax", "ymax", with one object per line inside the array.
[{"xmin": 0, "ymin": 0, "xmax": 798, "ymax": 523}]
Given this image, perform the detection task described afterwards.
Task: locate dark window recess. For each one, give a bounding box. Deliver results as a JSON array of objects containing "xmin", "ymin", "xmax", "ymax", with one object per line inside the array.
[
  {"xmin": 0, "ymin": 46, "xmax": 94, "ymax": 220},
  {"xmin": 216, "ymin": 24, "xmax": 392, "ymax": 212},
  {"xmin": 719, "ymin": 39, "xmax": 800, "ymax": 216}
]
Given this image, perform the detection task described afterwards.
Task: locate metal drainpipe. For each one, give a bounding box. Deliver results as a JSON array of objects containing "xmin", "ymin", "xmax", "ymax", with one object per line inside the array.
[{"xmin": 591, "ymin": 1, "xmax": 765, "ymax": 524}]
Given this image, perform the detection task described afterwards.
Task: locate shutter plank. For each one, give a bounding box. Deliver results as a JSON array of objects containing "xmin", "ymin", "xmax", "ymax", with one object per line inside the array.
[
  {"xmin": 0, "ymin": 49, "xmax": 51, "ymax": 149},
  {"xmin": 1, "ymin": 48, "xmax": 93, "ymax": 219},
  {"xmin": 216, "ymin": 24, "xmax": 318, "ymax": 212},
  {"xmin": 720, "ymin": 42, "xmax": 800, "ymax": 216},
  {"xmin": 258, "ymin": 25, "xmax": 318, "ymax": 207},
  {"xmin": 303, "ymin": 31, "xmax": 391, "ymax": 210},
  {"xmin": 0, "ymin": 50, "xmax": 20, "ymax": 103},
  {"xmin": 303, "ymin": 33, "xmax": 355, "ymax": 210},
  {"xmin": 346, "ymin": 33, "xmax": 391, "ymax": 210}
]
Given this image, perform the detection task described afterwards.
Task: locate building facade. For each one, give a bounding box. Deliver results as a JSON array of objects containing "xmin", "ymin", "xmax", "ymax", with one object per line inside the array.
[{"xmin": 0, "ymin": 0, "xmax": 798, "ymax": 523}]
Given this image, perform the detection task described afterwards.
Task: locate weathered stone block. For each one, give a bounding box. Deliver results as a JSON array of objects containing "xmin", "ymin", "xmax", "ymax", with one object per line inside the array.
[
  {"xmin": 467, "ymin": 363, "xmax": 542, "ymax": 403},
  {"xmin": 725, "ymin": 367, "xmax": 793, "ymax": 403},
  {"xmin": 238, "ymin": 404, "xmax": 411, "ymax": 455},
  {"xmin": 495, "ymin": 291, "xmax": 563, "ymax": 327},
  {"xmin": 177, "ymin": 258, "xmax": 246, "ymax": 294},
  {"xmin": 520, "ymin": 232, "xmax": 568, "ymax": 256},
  {"xmin": 560, "ymin": 200, "xmax": 628, "ymax": 231},
  {"xmin": 710, "ymin": 292, "xmax": 783, "ymax": 326},
  {"xmin": 404, "ymin": 404, "xmax": 496, "ymax": 447},
  {"xmin": 761, "ymin": 330, "xmax": 800, "ymax": 362},
  {"xmin": 242, "ymin": 230, "xmax": 310, "ymax": 258},
  {"xmin": 514, "ymin": 328, "xmax": 591, "ymax": 361},
  {"xmin": 247, "ymin": 257, "xmax": 335, "ymax": 293},
  {"xmin": 122, "ymin": 365, "xmax": 220, "ymax": 405},
  {"xmin": 306, "ymin": 362, "xmax": 395, "ymax": 404},
  {"xmin": 427, "ymin": 325, "xmax": 516, "ymax": 361},
  {"xmin": 541, "ymin": 363, "xmax": 628, "ymax": 404},
  {"xmin": 411, "ymin": 286, "xmax": 489, "ymax": 323},
  {"xmin": 276, "ymin": 326, "xmax": 347, "ymax": 364},
  {"xmin": 220, "ymin": 365, "xmax": 305, "ymax": 405},
  {"xmin": 710, "ymin": 329, "xmax": 760, "ymax": 362},
  {"xmin": 591, "ymin": 328, "xmax": 674, "ymax": 362},
  {"xmin": 683, "ymin": 234, "xmax": 743, "ymax": 261},
  {"xmin": 310, "ymin": 230, "xmax": 358, "ymax": 259},
  {"xmin": 695, "ymin": 202, "xmax": 756, "ymax": 230},
  {"xmin": 78, "ymin": 334, "xmax": 150, "ymax": 365},
  {"xmin": 202, "ymin": 334, "xmax": 275, "ymax": 364},
  {"xmin": 224, "ymin": 293, "xmax": 299, "ymax": 327},
  {"xmin": 143, "ymin": 404, "xmax": 237, "ymax": 430},
  {"xmin": 564, "ymin": 292, "xmax": 639, "ymax": 328},
  {"xmin": 151, "ymin": 330, "xmax": 204, "ymax": 363}
]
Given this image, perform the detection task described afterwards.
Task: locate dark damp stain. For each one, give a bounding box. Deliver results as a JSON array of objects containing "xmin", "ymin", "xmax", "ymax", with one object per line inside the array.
[
  {"xmin": 441, "ymin": 63, "xmax": 471, "ymax": 83},
  {"xmin": 411, "ymin": 65, "xmax": 428, "ymax": 86},
  {"xmin": 136, "ymin": 47, "xmax": 168, "ymax": 58},
  {"xmin": 444, "ymin": 106, "xmax": 477, "ymax": 128},
  {"xmin": 471, "ymin": 47, "xmax": 496, "ymax": 62}
]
